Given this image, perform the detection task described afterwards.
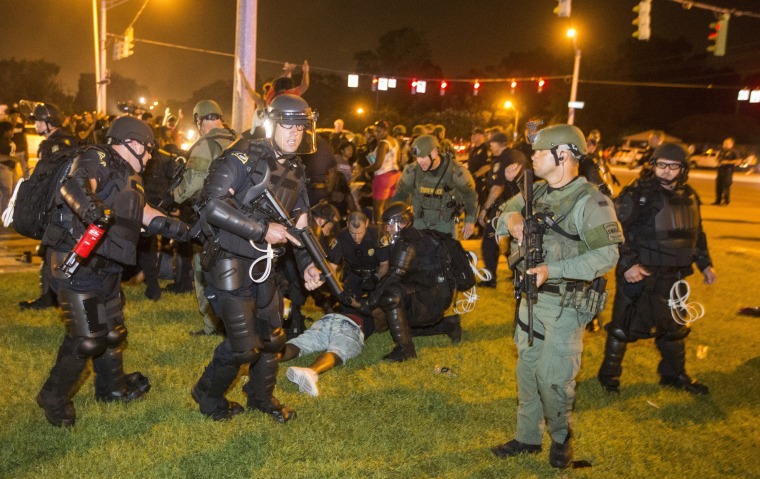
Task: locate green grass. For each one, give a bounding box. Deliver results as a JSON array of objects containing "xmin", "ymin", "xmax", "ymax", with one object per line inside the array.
[{"xmin": 1, "ymin": 230, "xmax": 759, "ymax": 478}]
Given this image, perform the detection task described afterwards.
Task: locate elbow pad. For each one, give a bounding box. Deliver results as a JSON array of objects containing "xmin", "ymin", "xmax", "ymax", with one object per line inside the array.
[
  {"xmin": 389, "ymin": 243, "xmax": 415, "ymax": 276},
  {"xmin": 61, "ymin": 176, "xmax": 106, "ymax": 225},
  {"xmin": 204, "ymin": 198, "xmax": 268, "ymax": 242},
  {"xmin": 145, "ymin": 216, "xmax": 190, "ymax": 241}
]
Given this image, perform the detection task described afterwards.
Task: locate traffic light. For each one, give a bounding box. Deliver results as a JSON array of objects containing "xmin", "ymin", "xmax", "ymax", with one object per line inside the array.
[
  {"xmin": 371, "ymin": 76, "xmax": 378, "ymax": 92},
  {"xmin": 122, "ymin": 27, "xmax": 135, "ymax": 58},
  {"xmin": 707, "ymin": 13, "xmax": 729, "ymax": 57},
  {"xmin": 537, "ymin": 78, "xmax": 545, "ymax": 93},
  {"xmin": 632, "ymin": 1, "xmax": 651, "ymax": 41},
  {"xmin": 113, "ymin": 38, "xmax": 124, "ymax": 60},
  {"xmin": 440, "ymin": 80, "xmax": 448, "ymax": 96},
  {"xmin": 511, "ymin": 80, "xmax": 517, "ymax": 95},
  {"xmin": 473, "ymin": 80, "xmax": 480, "ymax": 96},
  {"xmin": 554, "ymin": 0, "xmax": 571, "ymax": 18}
]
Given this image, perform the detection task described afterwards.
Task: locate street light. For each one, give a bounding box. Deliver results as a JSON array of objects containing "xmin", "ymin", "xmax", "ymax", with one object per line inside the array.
[
  {"xmin": 504, "ymin": 101, "xmax": 519, "ymax": 142},
  {"xmin": 567, "ymin": 28, "xmax": 582, "ymax": 126}
]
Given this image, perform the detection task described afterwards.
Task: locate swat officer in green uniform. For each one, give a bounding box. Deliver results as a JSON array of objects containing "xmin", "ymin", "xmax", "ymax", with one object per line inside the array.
[
  {"xmin": 172, "ymin": 100, "xmax": 238, "ymax": 336},
  {"xmin": 391, "ymin": 134, "xmax": 477, "ymax": 239},
  {"xmin": 492, "ymin": 124, "xmax": 623, "ymax": 469}
]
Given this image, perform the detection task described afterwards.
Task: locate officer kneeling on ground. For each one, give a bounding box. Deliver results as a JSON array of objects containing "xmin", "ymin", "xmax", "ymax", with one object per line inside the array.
[{"xmin": 368, "ymin": 202, "xmax": 461, "ymax": 362}]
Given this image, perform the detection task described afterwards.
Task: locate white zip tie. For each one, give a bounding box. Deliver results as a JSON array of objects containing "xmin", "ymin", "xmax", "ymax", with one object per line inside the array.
[
  {"xmin": 1, "ymin": 178, "xmax": 24, "ymax": 227},
  {"xmin": 248, "ymin": 240, "xmax": 274, "ymax": 283},
  {"xmin": 668, "ymin": 279, "xmax": 705, "ymax": 325}
]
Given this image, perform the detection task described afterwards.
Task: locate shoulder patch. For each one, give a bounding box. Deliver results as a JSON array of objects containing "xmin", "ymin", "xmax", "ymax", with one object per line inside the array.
[
  {"xmin": 329, "ymin": 238, "xmax": 338, "ymax": 250},
  {"xmin": 368, "ymin": 248, "xmax": 375, "ymax": 257},
  {"xmin": 603, "ymin": 222, "xmax": 624, "ymax": 243},
  {"xmin": 231, "ymin": 152, "xmax": 248, "ymax": 164},
  {"xmin": 97, "ymin": 150, "xmax": 107, "ymax": 167}
]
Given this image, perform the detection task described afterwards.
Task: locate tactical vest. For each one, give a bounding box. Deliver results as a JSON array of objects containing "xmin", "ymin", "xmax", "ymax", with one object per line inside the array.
[
  {"xmin": 45, "ymin": 146, "xmax": 145, "ymax": 265},
  {"xmin": 216, "ymin": 139, "xmax": 306, "ymax": 258},
  {"xmin": 635, "ymin": 185, "xmax": 700, "ymax": 268},
  {"xmin": 393, "ymin": 227, "xmax": 443, "ymax": 285},
  {"xmin": 530, "ymin": 179, "xmax": 596, "ymax": 265},
  {"xmin": 410, "ymin": 156, "xmax": 459, "ymax": 231}
]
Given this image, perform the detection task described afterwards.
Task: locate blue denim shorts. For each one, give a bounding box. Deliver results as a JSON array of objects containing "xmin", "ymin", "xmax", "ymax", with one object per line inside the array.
[{"xmin": 287, "ymin": 313, "xmax": 365, "ymax": 363}]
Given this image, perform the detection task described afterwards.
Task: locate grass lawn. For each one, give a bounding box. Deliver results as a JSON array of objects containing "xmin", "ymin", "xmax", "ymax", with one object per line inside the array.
[{"xmin": 1, "ymin": 227, "xmax": 759, "ymax": 478}]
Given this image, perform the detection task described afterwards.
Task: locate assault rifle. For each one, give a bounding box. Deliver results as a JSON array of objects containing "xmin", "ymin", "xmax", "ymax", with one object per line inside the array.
[
  {"xmin": 508, "ymin": 167, "xmax": 546, "ymax": 346},
  {"xmin": 258, "ymin": 189, "xmax": 360, "ymax": 309}
]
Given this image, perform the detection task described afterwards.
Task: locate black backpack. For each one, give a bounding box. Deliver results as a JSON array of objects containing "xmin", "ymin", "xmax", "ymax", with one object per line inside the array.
[
  {"xmin": 12, "ymin": 150, "xmax": 78, "ymax": 239},
  {"xmin": 422, "ymin": 229, "xmax": 476, "ymax": 291}
]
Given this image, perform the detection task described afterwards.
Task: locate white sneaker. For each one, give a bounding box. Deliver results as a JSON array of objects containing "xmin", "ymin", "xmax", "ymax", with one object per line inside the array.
[{"xmin": 286, "ymin": 367, "xmax": 319, "ymax": 397}]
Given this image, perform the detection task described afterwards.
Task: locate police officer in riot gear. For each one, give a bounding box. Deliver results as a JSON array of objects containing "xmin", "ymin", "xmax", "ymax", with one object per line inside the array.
[
  {"xmin": 192, "ymin": 94, "xmax": 323, "ymax": 422},
  {"xmin": 370, "ymin": 202, "xmax": 461, "ymax": 362},
  {"xmin": 598, "ymin": 143, "xmax": 716, "ymax": 395},
  {"xmin": 327, "ymin": 210, "xmax": 389, "ymax": 299},
  {"xmin": 36, "ymin": 116, "xmax": 189, "ymax": 427},
  {"xmin": 19, "ymin": 103, "xmax": 80, "ymax": 310}
]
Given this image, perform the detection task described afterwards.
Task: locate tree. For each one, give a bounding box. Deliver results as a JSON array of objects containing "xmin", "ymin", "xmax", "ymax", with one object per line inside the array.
[{"xmin": 0, "ymin": 58, "xmax": 72, "ymax": 110}]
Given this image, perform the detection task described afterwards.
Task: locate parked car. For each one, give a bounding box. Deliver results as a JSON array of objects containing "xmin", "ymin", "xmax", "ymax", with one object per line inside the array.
[
  {"xmin": 688, "ymin": 147, "xmax": 758, "ymax": 172},
  {"xmin": 610, "ymin": 147, "xmax": 645, "ymax": 167}
]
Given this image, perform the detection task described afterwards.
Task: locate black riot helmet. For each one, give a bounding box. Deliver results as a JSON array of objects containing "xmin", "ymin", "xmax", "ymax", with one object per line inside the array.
[
  {"xmin": 29, "ymin": 103, "xmax": 64, "ymax": 129},
  {"xmin": 650, "ymin": 142, "xmax": 690, "ymax": 185},
  {"xmin": 382, "ymin": 202, "xmax": 414, "ymax": 245},
  {"xmin": 106, "ymin": 116, "xmax": 155, "ymax": 167},
  {"xmin": 311, "ymin": 200, "xmax": 341, "ymax": 226},
  {"xmin": 266, "ymin": 94, "xmax": 318, "ymax": 156}
]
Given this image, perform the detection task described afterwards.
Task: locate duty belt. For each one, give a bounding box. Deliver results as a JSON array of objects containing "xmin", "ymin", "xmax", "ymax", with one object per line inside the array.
[{"xmin": 540, "ymin": 280, "xmax": 590, "ymax": 295}]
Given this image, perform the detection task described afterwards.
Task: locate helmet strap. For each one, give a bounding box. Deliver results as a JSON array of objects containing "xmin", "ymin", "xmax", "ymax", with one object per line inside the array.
[{"xmin": 122, "ymin": 140, "xmax": 148, "ymax": 170}]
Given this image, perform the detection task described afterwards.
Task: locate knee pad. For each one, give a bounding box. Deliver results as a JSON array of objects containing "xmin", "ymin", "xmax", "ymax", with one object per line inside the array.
[
  {"xmin": 259, "ymin": 327, "xmax": 286, "ymax": 353},
  {"xmin": 78, "ymin": 336, "xmax": 108, "ymax": 358},
  {"xmin": 231, "ymin": 347, "xmax": 260, "ymax": 365},
  {"xmin": 662, "ymin": 325, "xmax": 691, "ymax": 341},
  {"xmin": 379, "ymin": 284, "xmax": 404, "ymax": 311},
  {"xmin": 606, "ymin": 325, "xmax": 630, "ymax": 342},
  {"xmin": 106, "ymin": 325, "xmax": 127, "ymax": 346}
]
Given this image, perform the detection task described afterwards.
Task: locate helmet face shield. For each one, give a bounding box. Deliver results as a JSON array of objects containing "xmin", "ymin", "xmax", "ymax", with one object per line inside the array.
[
  {"xmin": 385, "ymin": 218, "xmax": 404, "ymax": 245},
  {"xmin": 266, "ymin": 94, "xmax": 318, "ymax": 155}
]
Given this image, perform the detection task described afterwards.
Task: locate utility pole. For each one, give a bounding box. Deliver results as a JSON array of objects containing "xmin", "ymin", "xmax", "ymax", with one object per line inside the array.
[{"xmin": 232, "ymin": 0, "xmax": 258, "ymax": 133}]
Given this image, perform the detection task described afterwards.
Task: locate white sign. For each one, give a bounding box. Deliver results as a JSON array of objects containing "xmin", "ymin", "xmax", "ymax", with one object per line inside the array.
[
  {"xmin": 347, "ymin": 74, "xmax": 359, "ymax": 88},
  {"xmin": 750, "ymin": 90, "xmax": 760, "ymax": 104},
  {"xmin": 388, "ymin": 78, "xmax": 397, "ymax": 89},
  {"xmin": 416, "ymin": 80, "xmax": 427, "ymax": 94},
  {"xmin": 738, "ymin": 89, "xmax": 750, "ymax": 101},
  {"xmin": 378, "ymin": 78, "xmax": 388, "ymax": 91},
  {"xmin": 568, "ymin": 101, "xmax": 585, "ymax": 109}
]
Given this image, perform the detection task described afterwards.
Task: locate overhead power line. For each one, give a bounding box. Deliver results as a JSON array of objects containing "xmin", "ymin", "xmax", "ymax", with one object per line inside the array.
[{"xmin": 668, "ymin": 0, "xmax": 760, "ymax": 19}]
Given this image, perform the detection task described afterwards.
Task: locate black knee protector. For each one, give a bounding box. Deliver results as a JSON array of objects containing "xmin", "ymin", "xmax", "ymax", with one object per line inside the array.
[
  {"xmin": 605, "ymin": 324, "xmax": 631, "ymax": 342},
  {"xmin": 78, "ymin": 335, "xmax": 108, "ymax": 358},
  {"xmin": 106, "ymin": 325, "xmax": 127, "ymax": 346},
  {"xmin": 379, "ymin": 283, "xmax": 404, "ymax": 311},
  {"xmin": 662, "ymin": 325, "xmax": 691, "ymax": 341},
  {"xmin": 231, "ymin": 347, "xmax": 260, "ymax": 366},
  {"xmin": 58, "ymin": 289, "xmax": 109, "ymax": 338},
  {"xmin": 259, "ymin": 327, "xmax": 286, "ymax": 353}
]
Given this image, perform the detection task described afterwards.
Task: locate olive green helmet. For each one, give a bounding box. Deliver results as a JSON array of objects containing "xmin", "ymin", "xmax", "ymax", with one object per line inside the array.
[
  {"xmin": 532, "ymin": 124, "xmax": 587, "ymax": 155},
  {"xmin": 410, "ymin": 134, "xmax": 440, "ymax": 157},
  {"xmin": 193, "ymin": 100, "xmax": 223, "ymax": 120}
]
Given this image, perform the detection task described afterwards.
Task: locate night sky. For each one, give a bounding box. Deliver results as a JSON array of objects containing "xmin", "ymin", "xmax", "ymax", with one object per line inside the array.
[{"xmin": 1, "ymin": 0, "xmax": 758, "ymax": 103}]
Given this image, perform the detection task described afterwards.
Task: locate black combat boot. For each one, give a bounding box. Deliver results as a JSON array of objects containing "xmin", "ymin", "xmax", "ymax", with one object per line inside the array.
[
  {"xmin": 411, "ymin": 314, "xmax": 462, "ymax": 344},
  {"xmin": 659, "ymin": 373, "xmax": 709, "ymax": 395},
  {"xmin": 93, "ymin": 347, "xmax": 151, "ymax": 402},
  {"xmin": 192, "ymin": 358, "xmax": 244, "ymax": 421},
  {"xmin": 598, "ymin": 334, "xmax": 627, "ymax": 394},
  {"xmin": 549, "ymin": 433, "xmax": 574, "ymax": 469},
  {"xmin": 491, "ymin": 439, "xmax": 542, "ymax": 459},
  {"xmin": 245, "ymin": 352, "xmax": 296, "ymax": 423},
  {"xmin": 37, "ymin": 338, "xmax": 88, "ymax": 427},
  {"xmin": 383, "ymin": 308, "xmax": 416, "ymax": 362}
]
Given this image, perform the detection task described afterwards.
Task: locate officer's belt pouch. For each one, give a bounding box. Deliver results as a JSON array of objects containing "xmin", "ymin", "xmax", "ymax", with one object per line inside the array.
[
  {"xmin": 201, "ymin": 237, "xmax": 222, "ymax": 271},
  {"xmin": 46, "ymin": 224, "xmax": 74, "ymax": 250},
  {"xmin": 558, "ymin": 278, "xmax": 608, "ymax": 315}
]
